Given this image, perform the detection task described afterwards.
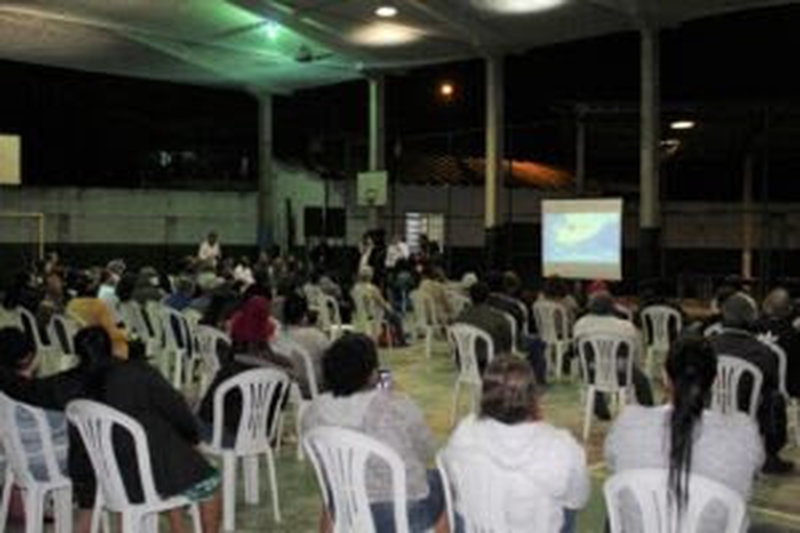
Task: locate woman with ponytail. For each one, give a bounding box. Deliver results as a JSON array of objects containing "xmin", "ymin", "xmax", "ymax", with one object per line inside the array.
[{"xmin": 604, "ymin": 335, "xmax": 764, "ymax": 531}]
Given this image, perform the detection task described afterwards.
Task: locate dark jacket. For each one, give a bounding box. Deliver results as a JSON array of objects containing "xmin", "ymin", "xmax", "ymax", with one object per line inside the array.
[
  {"xmin": 710, "ymin": 328, "xmax": 780, "ymax": 406},
  {"xmin": 756, "ymin": 316, "xmax": 800, "ymax": 397},
  {"xmin": 455, "ymin": 303, "xmax": 513, "ymax": 366}
]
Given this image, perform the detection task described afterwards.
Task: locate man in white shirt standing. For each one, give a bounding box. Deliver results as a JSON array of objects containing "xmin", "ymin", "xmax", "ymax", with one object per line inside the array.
[
  {"xmin": 198, "ymin": 231, "xmax": 221, "ymax": 267},
  {"xmin": 385, "ymin": 235, "xmax": 409, "ymax": 270}
]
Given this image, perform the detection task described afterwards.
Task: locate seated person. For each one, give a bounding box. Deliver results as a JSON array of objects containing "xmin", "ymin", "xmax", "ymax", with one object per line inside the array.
[
  {"xmin": 281, "ymin": 293, "xmax": 329, "ymax": 398},
  {"xmin": 756, "ymin": 287, "xmax": 800, "ymax": 397},
  {"xmin": 66, "ymin": 272, "xmax": 129, "ymax": 359},
  {"xmin": 455, "ymin": 282, "xmax": 513, "ymax": 373},
  {"xmin": 710, "ymin": 292, "xmax": 792, "ymax": 474},
  {"xmin": 163, "ymin": 275, "xmax": 196, "ymax": 312},
  {"xmin": 443, "ymin": 355, "xmax": 589, "ymax": 533},
  {"xmin": 69, "ymin": 327, "xmax": 221, "ymax": 533},
  {"xmin": 573, "ymin": 292, "xmax": 654, "ymax": 418},
  {"xmin": 301, "ymin": 334, "xmax": 446, "ymax": 532},
  {"xmin": 605, "ymin": 336, "xmax": 764, "ymax": 532},
  {"xmin": 352, "ymin": 266, "xmax": 408, "ymax": 347},
  {"xmin": 0, "ymin": 327, "xmax": 68, "ymax": 481}
]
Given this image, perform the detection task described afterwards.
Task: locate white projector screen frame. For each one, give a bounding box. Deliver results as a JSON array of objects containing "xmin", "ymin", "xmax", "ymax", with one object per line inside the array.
[{"xmin": 541, "ymin": 198, "xmax": 623, "ymax": 280}]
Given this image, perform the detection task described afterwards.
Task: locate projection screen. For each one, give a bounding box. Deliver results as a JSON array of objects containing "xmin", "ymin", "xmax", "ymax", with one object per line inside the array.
[{"xmin": 541, "ymin": 198, "xmax": 623, "ymax": 280}]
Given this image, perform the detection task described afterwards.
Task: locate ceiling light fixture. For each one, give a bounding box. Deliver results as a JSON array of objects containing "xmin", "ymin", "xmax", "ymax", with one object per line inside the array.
[
  {"xmin": 470, "ymin": 0, "xmax": 566, "ymax": 14},
  {"xmin": 265, "ymin": 20, "xmax": 280, "ymax": 40},
  {"xmin": 375, "ymin": 5, "xmax": 398, "ymax": 18},
  {"xmin": 351, "ymin": 22, "xmax": 423, "ymax": 46},
  {"xmin": 670, "ymin": 120, "xmax": 696, "ymax": 130}
]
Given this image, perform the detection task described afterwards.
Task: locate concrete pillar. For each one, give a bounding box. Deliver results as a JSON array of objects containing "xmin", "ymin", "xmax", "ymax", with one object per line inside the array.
[
  {"xmin": 575, "ymin": 106, "xmax": 587, "ymax": 195},
  {"xmin": 485, "ymin": 55, "xmax": 505, "ymax": 267},
  {"xmin": 742, "ymin": 153, "xmax": 754, "ymax": 279},
  {"xmin": 257, "ymin": 93, "xmax": 274, "ymax": 251},
  {"xmin": 368, "ymin": 76, "xmax": 385, "ymax": 230},
  {"xmin": 638, "ymin": 27, "xmax": 661, "ymax": 281}
]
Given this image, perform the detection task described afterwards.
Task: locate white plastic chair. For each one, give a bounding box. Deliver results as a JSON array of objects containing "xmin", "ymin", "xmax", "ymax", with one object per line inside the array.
[
  {"xmin": 437, "ymin": 447, "xmax": 553, "ymax": 533},
  {"xmin": 316, "ymin": 294, "xmax": 355, "ymax": 340},
  {"xmin": 351, "ymin": 287, "xmax": 392, "ymax": 351},
  {"xmin": 575, "ymin": 334, "xmax": 636, "ymax": 441},
  {"xmin": 703, "ymin": 322, "xmax": 723, "ymax": 337},
  {"xmin": 203, "ymin": 367, "xmax": 289, "ymax": 530},
  {"xmin": 65, "ymin": 399, "xmax": 201, "ymax": 533},
  {"xmin": 276, "ymin": 338, "xmax": 320, "ymax": 461},
  {"xmin": 711, "ymin": 355, "xmax": 763, "ymax": 419},
  {"xmin": 410, "ymin": 289, "xmax": 441, "ymax": 359},
  {"xmin": 302, "ymin": 426, "xmax": 410, "ymax": 533},
  {"xmin": 447, "ymin": 323, "xmax": 495, "ymax": 426},
  {"xmin": 756, "ymin": 337, "xmax": 800, "ymax": 447},
  {"xmin": 0, "ymin": 393, "xmax": 72, "ymax": 533},
  {"xmin": 47, "ymin": 315, "xmax": 79, "ymax": 372},
  {"xmin": 17, "ymin": 307, "xmax": 60, "ymax": 376},
  {"xmin": 193, "ymin": 325, "xmax": 229, "ymax": 399},
  {"xmin": 641, "ymin": 305, "xmax": 683, "ymax": 378},
  {"xmin": 532, "ymin": 300, "xmax": 571, "ymax": 380},
  {"xmin": 160, "ymin": 305, "xmax": 197, "ymax": 390},
  {"xmin": 604, "ymin": 469, "xmax": 746, "ymax": 533},
  {"xmin": 447, "ymin": 291, "xmax": 471, "ymax": 318}
]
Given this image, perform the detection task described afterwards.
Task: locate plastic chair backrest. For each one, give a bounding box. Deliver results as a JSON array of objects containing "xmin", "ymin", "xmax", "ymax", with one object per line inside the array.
[
  {"xmin": 532, "ymin": 300, "xmax": 570, "ymax": 342},
  {"xmin": 316, "ymin": 295, "xmax": 343, "ymax": 330},
  {"xmin": 757, "ymin": 336, "xmax": 788, "ymax": 398},
  {"xmin": 119, "ymin": 301, "xmax": 146, "ymax": 337},
  {"xmin": 447, "ymin": 292, "xmax": 471, "ymax": 317},
  {"xmin": 604, "ymin": 468, "xmax": 746, "ymax": 533},
  {"xmin": 437, "ymin": 448, "xmax": 552, "ymax": 533},
  {"xmin": 641, "ymin": 305, "xmax": 683, "ymax": 350},
  {"xmin": 65, "ymin": 399, "xmax": 161, "ymax": 511},
  {"xmin": 162, "ymin": 306, "xmax": 192, "ymax": 356},
  {"xmin": 703, "ymin": 322, "xmax": 723, "ymax": 337},
  {"xmin": 575, "ymin": 334, "xmax": 636, "ymax": 393},
  {"xmin": 500, "ymin": 312, "xmax": 517, "ymax": 351},
  {"xmin": 211, "ymin": 368, "xmax": 290, "ymax": 455},
  {"xmin": 17, "ymin": 307, "xmax": 46, "ymax": 351},
  {"xmin": 712, "ymin": 355, "xmax": 763, "ymax": 418},
  {"xmin": 273, "ymin": 335, "xmax": 320, "ymax": 400},
  {"xmin": 303, "ymin": 426, "xmax": 409, "ymax": 533},
  {"xmin": 351, "ymin": 287, "xmax": 384, "ymax": 336},
  {"xmin": 0, "ymin": 392, "xmax": 66, "ymax": 487},
  {"xmin": 447, "ymin": 323, "xmax": 494, "ymax": 384},
  {"xmin": 143, "ymin": 301, "xmax": 166, "ymax": 346},
  {"xmin": 194, "ymin": 325, "xmax": 229, "ymax": 381},
  {"xmin": 48, "ymin": 314, "xmax": 78, "ymax": 355}
]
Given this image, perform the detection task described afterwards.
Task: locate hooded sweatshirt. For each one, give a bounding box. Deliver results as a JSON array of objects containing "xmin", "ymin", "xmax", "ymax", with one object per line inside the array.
[{"xmin": 443, "ymin": 414, "xmax": 589, "ymax": 532}]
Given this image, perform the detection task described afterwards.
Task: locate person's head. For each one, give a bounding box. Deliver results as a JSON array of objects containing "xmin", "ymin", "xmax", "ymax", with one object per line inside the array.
[
  {"xmin": 74, "ymin": 326, "xmax": 114, "ymax": 369},
  {"xmin": 358, "ymin": 266, "xmax": 374, "ymax": 283},
  {"xmin": 469, "ymin": 282, "xmax": 491, "ymax": 305},
  {"xmin": 663, "ymin": 335, "xmax": 718, "ymax": 514},
  {"xmin": 586, "ymin": 291, "xmax": 615, "ymax": 316},
  {"xmin": 542, "ymin": 276, "xmax": 568, "ymax": 299},
  {"xmin": 763, "ymin": 287, "xmax": 793, "ymax": 319},
  {"xmin": 480, "ymin": 355, "xmax": 540, "ymax": 424},
  {"xmin": 283, "ymin": 293, "xmax": 309, "ymax": 326},
  {"xmin": 45, "ymin": 271, "xmax": 64, "ymax": 297},
  {"xmin": 323, "ymin": 334, "xmax": 379, "ymax": 396},
  {"xmin": 0, "ymin": 327, "xmax": 36, "ymax": 376},
  {"xmin": 207, "ymin": 231, "xmax": 218, "ymax": 245},
  {"xmin": 721, "ymin": 292, "xmax": 757, "ymax": 329},
  {"xmin": 74, "ymin": 271, "xmax": 99, "ymax": 298},
  {"xmin": 175, "ymin": 276, "xmax": 196, "ymax": 296},
  {"xmin": 502, "ymin": 271, "xmax": 521, "ymax": 296}
]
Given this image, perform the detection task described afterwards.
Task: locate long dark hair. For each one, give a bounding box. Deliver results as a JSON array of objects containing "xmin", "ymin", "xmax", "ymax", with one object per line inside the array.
[{"xmin": 664, "ymin": 335, "xmax": 718, "ymax": 515}]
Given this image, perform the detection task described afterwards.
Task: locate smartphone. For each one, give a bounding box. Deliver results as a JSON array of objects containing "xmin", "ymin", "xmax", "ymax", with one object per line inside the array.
[{"xmin": 377, "ymin": 369, "xmax": 392, "ymax": 390}]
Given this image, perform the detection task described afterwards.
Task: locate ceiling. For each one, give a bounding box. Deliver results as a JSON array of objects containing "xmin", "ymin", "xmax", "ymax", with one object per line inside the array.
[{"xmin": 0, "ymin": 0, "xmax": 794, "ymax": 94}]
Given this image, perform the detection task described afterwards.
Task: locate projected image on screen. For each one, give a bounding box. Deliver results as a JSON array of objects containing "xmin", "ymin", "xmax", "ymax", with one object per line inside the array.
[{"xmin": 542, "ymin": 199, "xmax": 623, "ymax": 280}]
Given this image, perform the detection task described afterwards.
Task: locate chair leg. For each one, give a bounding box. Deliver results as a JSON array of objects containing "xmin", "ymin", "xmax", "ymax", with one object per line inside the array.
[
  {"xmin": 173, "ymin": 351, "xmax": 183, "ymax": 389},
  {"xmin": 0, "ymin": 469, "xmax": 14, "ymax": 531},
  {"xmin": 243, "ymin": 455, "xmax": 260, "ymax": 505},
  {"xmin": 425, "ymin": 330, "xmax": 432, "ymax": 360},
  {"xmin": 645, "ymin": 347, "xmax": 654, "ymax": 379},
  {"xmin": 554, "ymin": 344, "xmax": 564, "ymax": 381},
  {"xmin": 120, "ymin": 512, "xmax": 139, "ymax": 533},
  {"xmin": 450, "ymin": 381, "xmax": 462, "ymax": 427},
  {"xmin": 142, "ymin": 512, "xmax": 158, "ymax": 532},
  {"xmin": 189, "ymin": 504, "xmax": 202, "ymax": 533},
  {"xmin": 265, "ymin": 450, "xmax": 282, "ymax": 523},
  {"xmin": 222, "ymin": 454, "xmax": 237, "ymax": 531},
  {"xmin": 24, "ymin": 490, "xmax": 44, "ymax": 533},
  {"xmin": 54, "ymin": 487, "xmax": 73, "ymax": 533},
  {"xmin": 583, "ymin": 388, "xmax": 595, "ymax": 442}
]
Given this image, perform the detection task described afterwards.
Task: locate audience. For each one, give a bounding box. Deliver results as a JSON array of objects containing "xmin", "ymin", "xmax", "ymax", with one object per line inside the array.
[
  {"xmin": 710, "ymin": 292, "xmax": 792, "ymax": 473},
  {"xmin": 605, "ymin": 336, "xmax": 763, "ymax": 531},
  {"xmin": 443, "ymin": 355, "xmax": 589, "ymax": 532},
  {"xmin": 301, "ymin": 334, "xmax": 446, "ymax": 532}
]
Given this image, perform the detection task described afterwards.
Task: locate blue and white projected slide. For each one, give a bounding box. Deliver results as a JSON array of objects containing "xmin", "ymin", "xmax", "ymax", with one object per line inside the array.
[{"xmin": 542, "ymin": 198, "xmax": 623, "ymax": 280}]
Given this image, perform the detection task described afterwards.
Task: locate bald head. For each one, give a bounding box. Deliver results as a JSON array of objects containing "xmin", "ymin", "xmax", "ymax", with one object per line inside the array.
[{"xmin": 763, "ymin": 288, "xmax": 792, "ymax": 319}]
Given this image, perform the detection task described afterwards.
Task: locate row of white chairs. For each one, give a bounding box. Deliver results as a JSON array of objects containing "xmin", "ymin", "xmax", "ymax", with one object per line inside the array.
[{"xmin": 302, "ymin": 425, "xmax": 746, "ymax": 533}]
